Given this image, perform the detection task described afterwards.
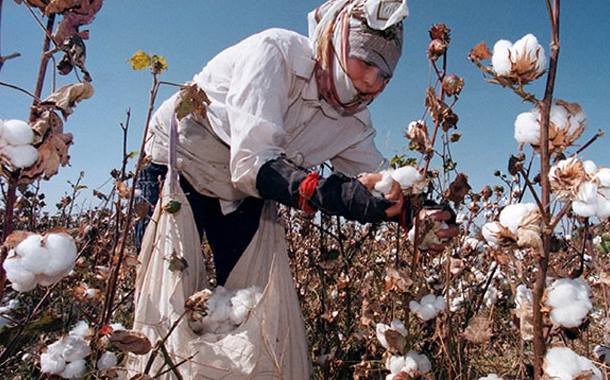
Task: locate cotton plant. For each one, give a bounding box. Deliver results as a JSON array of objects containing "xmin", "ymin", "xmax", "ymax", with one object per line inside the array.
[
  {"xmin": 544, "ymin": 278, "xmax": 592, "ymax": 328},
  {"xmin": 2, "ymin": 232, "xmax": 78, "ymax": 292},
  {"xmin": 514, "ymin": 285, "xmax": 534, "ymax": 341},
  {"xmin": 514, "ymin": 99, "xmax": 586, "ymax": 151},
  {"xmin": 491, "ymin": 33, "xmax": 546, "ymax": 83},
  {"xmin": 543, "ymin": 347, "xmax": 602, "ymax": 380},
  {"xmin": 409, "ymin": 294, "xmax": 445, "ymax": 321},
  {"xmin": 0, "ymin": 119, "xmax": 39, "ymax": 169},
  {"xmin": 385, "ymin": 351, "xmax": 431, "ymax": 380},
  {"xmin": 40, "ymin": 321, "xmax": 91, "ymax": 379},
  {"xmin": 482, "ymin": 203, "xmax": 542, "ymax": 249}
]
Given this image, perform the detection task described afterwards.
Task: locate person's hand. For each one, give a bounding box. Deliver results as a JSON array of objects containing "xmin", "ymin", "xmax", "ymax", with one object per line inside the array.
[
  {"xmin": 412, "ymin": 207, "xmax": 459, "ymax": 253},
  {"xmin": 358, "ymin": 172, "xmax": 403, "ymax": 218}
]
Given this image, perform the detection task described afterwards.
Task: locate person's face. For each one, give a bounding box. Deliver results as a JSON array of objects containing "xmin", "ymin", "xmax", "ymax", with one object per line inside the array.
[{"xmin": 345, "ymin": 57, "xmax": 390, "ymax": 102}]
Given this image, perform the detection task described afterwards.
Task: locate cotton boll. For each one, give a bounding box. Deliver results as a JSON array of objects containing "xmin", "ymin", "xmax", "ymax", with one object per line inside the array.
[
  {"xmin": 479, "ymin": 375, "xmax": 503, "ymax": 380},
  {"xmin": 408, "ymin": 351, "xmax": 431, "ymax": 373},
  {"xmin": 543, "ymin": 347, "xmax": 602, "ymax": 380},
  {"xmin": 482, "ymin": 222, "xmax": 502, "ymax": 246},
  {"xmin": 69, "ymin": 320, "xmax": 90, "ymax": 338},
  {"xmin": 499, "ymin": 203, "xmax": 537, "ymax": 234},
  {"xmin": 36, "ymin": 272, "xmax": 65, "ymax": 287},
  {"xmin": 3, "ymin": 256, "xmax": 36, "ymax": 292},
  {"xmin": 375, "ymin": 323, "xmax": 390, "ymax": 349},
  {"xmin": 62, "ymin": 335, "xmax": 91, "ymax": 362},
  {"xmin": 583, "ymin": 160, "xmax": 598, "ymax": 175},
  {"xmin": 60, "ymin": 359, "xmax": 87, "ymax": 379},
  {"xmin": 386, "ymin": 355, "xmax": 406, "ymax": 374},
  {"xmin": 1, "ymin": 144, "xmax": 38, "ymax": 169},
  {"xmin": 492, "ymin": 40, "xmax": 512, "ymax": 76},
  {"xmin": 594, "ymin": 168, "xmax": 610, "ymax": 187},
  {"xmin": 40, "ymin": 351, "xmax": 66, "ymax": 375},
  {"xmin": 512, "ymin": 34, "xmax": 545, "ymax": 73},
  {"xmin": 546, "ymin": 278, "xmax": 592, "ymax": 328},
  {"xmin": 97, "ymin": 351, "xmax": 118, "ymax": 370},
  {"xmin": 484, "ymin": 286, "xmax": 499, "ymax": 307},
  {"xmin": 391, "ymin": 166, "xmax": 425, "ymax": 193},
  {"xmin": 229, "ymin": 303, "xmax": 249, "ymax": 326},
  {"xmin": 374, "ymin": 171, "xmax": 394, "ymax": 195},
  {"xmin": 2, "ymin": 119, "xmax": 34, "ymax": 146},
  {"xmin": 596, "ymin": 191, "xmax": 610, "ymax": 218},
  {"xmin": 514, "ymin": 112, "xmax": 540, "ymax": 145},
  {"xmin": 15, "ymin": 235, "xmax": 49, "ymax": 274},
  {"xmin": 572, "ymin": 182, "xmax": 598, "ymax": 217},
  {"xmin": 43, "ymin": 233, "xmax": 77, "ymax": 277},
  {"xmin": 389, "ymin": 320, "xmax": 407, "ymax": 337}
]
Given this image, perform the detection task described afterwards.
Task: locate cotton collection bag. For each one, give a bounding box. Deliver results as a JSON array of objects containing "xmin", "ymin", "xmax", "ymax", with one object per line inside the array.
[{"xmin": 128, "ymin": 114, "xmax": 310, "ymax": 379}]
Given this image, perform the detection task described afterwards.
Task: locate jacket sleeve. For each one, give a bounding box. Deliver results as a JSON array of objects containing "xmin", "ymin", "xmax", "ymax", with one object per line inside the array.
[
  {"xmin": 225, "ymin": 36, "xmax": 292, "ymax": 197},
  {"xmin": 256, "ymin": 156, "xmax": 394, "ymax": 224},
  {"xmin": 330, "ymin": 127, "xmax": 389, "ymax": 176}
]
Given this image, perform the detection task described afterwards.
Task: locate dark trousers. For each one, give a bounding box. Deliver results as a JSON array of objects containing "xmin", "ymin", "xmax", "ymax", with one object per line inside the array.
[{"xmin": 135, "ymin": 163, "xmax": 264, "ymax": 285}]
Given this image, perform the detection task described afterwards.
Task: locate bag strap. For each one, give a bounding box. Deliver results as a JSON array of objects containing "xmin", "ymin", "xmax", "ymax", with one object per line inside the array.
[{"xmin": 167, "ymin": 107, "xmax": 179, "ymax": 194}]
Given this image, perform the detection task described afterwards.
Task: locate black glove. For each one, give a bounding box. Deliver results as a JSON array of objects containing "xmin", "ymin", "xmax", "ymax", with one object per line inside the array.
[{"xmin": 256, "ymin": 156, "xmax": 394, "ymax": 224}]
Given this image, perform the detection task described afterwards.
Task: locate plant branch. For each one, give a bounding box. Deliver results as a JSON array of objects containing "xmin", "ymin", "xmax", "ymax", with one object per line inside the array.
[{"xmin": 0, "ymin": 81, "xmax": 39, "ymax": 100}]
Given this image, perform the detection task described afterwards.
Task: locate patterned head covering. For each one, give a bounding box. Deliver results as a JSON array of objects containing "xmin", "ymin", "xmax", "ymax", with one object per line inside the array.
[{"xmin": 308, "ymin": 0, "xmax": 408, "ymax": 115}]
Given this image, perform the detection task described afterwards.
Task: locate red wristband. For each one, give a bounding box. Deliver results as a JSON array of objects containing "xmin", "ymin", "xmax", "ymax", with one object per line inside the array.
[{"xmin": 298, "ymin": 172, "xmax": 320, "ymax": 214}]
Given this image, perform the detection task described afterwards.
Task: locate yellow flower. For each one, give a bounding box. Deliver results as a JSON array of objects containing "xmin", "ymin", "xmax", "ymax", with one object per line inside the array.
[
  {"xmin": 129, "ymin": 50, "xmax": 151, "ymax": 70},
  {"xmin": 151, "ymin": 55, "xmax": 168, "ymax": 74}
]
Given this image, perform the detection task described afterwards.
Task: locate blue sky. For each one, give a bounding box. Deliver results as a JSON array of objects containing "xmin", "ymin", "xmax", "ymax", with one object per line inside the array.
[{"xmin": 2, "ymin": 1, "xmax": 609, "ymax": 210}]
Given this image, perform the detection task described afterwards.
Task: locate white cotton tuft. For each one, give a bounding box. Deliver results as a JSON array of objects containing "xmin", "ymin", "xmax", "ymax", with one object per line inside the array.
[
  {"xmin": 97, "ymin": 351, "xmax": 118, "ymax": 370},
  {"xmin": 595, "ymin": 168, "xmax": 610, "ymax": 187},
  {"xmin": 484, "ymin": 286, "xmax": 499, "ymax": 307},
  {"xmin": 386, "ymin": 355, "xmax": 407, "ymax": 374},
  {"xmin": 201, "ymin": 286, "xmax": 262, "ymax": 334},
  {"xmin": 583, "ymin": 160, "xmax": 598, "ymax": 175},
  {"xmin": 389, "ymin": 320, "xmax": 408, "ymax": 337},
  {"xmin": 16, "ymin": 235, "xmax": 49, "ymax": 274},
  {"xmin": 391, "ymin": 166, "xmax": 425, "ymax": 193},
  {"xmin": 376, "ymin": 323, "xmax": 390, "ymax": 349},
  {"xmin": 481, "ymin": 222, "xmax": 502, "ymax": 246},
  {"xmin": 545, "ymin": 278, "xmax": 592, "ymax": 328},
  {"xmin": 374, "ymin": 170, "xmax": 395, "ymax": 195},
  {"xmin": 61, "ymin": 335, "xmax": 91, "ymax": 362},
  {"xmin": 491, "ymin": 40, "xmax": 512, "ymax": 76},
  {"xmin": 499, "ymin": 203, "xmax": 537, "ymax": 234},
  {"xmin": 543, "ymin": 347, "xmax": 602, "ymax": 380},
  {"xmin": 514, "ymin": 112, "xmax": 540, "ymax": 145},
  {"xmin": 512, "ymin": 33, "xmax": 546, "ymax": 74},
  {"xmin": 408, "ymin": 351, "xmax": 431, "ymax": 373},
  {"xmin": 479, "ymin": 374, "xmax": 503, "ymax": 380},
  {"xmin": 60, "ymin": 359, "xmax": 87, "ymax": 379},
  {"xmin": 3, "ymin": 255, "xmax": 36, "ymax": 292},
  {"xmin": 2, "ymin": 119, "xmax": 34, "ymax": 146},
  {"xmin": 43, "ymin": 233, "xmax": 78, "ymax": 277},
  {"xmin": 109, "ymin": 323, "xmax": 126, "ymax": 332},
  {"xmin": 572, "ymin": 182, "xmax": 599, "ymax": 217},
  {"xmin": 409, "ymin": 294, "xmax": 445, "ymax": 321},
  {"xmin": 1, "ymin": 144, "xmax": 39, "ymax": 169},
  {"xmin": 385, "ymin": 351, "xmax": 430, "ymax": 377},
  {"xmin": 69, "ymin": 320, "xmax": 90, "ymax": 338},
  {"xmin": 40, "ymin": 351, "xmax": 66, "ymax": 375}
]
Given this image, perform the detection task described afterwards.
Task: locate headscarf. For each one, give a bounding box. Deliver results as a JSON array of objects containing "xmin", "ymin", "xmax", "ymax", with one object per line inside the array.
[{"xmin": 308, "ymin": 0, "xmax": 409, "ymax": 116}]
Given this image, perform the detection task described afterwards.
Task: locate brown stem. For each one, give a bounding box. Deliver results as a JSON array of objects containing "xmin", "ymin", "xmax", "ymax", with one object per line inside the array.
[
  {"xmin": 576, "ymin": 129, "xmax": 605, "ymax": 155},
  {"xmin": 532, "ymin": 1, "xmax": 560, "ymax": 378},
  {"xmin": 519, "ymin": 167, "xmax": 547, "ymax": 222},
  {"xmin": 30, "ymin": 14, "xmax": 56, "ymax": 122},
  {"xmin": 101, "ymin": 75, "xmax": 159, "ymax": 325}
]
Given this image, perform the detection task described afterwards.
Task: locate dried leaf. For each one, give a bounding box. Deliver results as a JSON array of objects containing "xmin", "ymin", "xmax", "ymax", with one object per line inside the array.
[
  {"xmin": 469, "ymin": 41, "xmax": 492, "ymax": 61},
  {"xmin": 44, "ymin": 0, "xmax": 79, "ymax": 15},
  {"xmin": 167, "ymin": 252, "xmax": 188, "ymax": 272},
  {"xmin": 384, "ymin": 267, "xmax": 412, "ymax": 292},
  {"xmin": 20, "ymin": 132, "xmax": 73, "ymax": 183},
  {"xmin": 442, "ymin": 74, "xmax": 464, "ymax": 96},
  {"xmin": 109, "ymin": 330, "xmax": 152, "ymax": 355},
  {"xmin": 115, "ymin": 181, "xmax": 130, "ymax": 199},
  {"xmin": 429, "ymin": 23, "xmax": 451, "ymax": 43},
  {"xmin": 447, "ymin": 173, "xmax": 471, "ymax": 205},
  {"xmin": 175, "ymin": 83, "xmax": 211, "ymax": 121},
  {"xmin": 42, "ymin": 82, "xmax": 94, "ymax": 118},
  {"xmin": 134, "ymin": 201, "xmax": 149, "ymax": 220},
  {"xmin": 53, "ymin": 0, "xmax": 104, "ymax": 44},
  {"xmin": 384, "ymin": 329, "xmax": 407, "ymax": 354},
  {"xmin": 463, "ymin": 314, "xmax": 493, "ymax": 344}
]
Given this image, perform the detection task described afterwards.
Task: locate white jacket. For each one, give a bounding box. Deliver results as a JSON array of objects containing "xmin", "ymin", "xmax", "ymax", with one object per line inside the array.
[{"xmin": 145, "ymin": 28, "xmax": 387, "ymax": 211}]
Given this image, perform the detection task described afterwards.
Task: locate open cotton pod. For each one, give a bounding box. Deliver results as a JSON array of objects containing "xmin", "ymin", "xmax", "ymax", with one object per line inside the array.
[
  {"xmin": 514, "ymin": 99, "xmax": 586, "ymax": 152},
  {"xmin": 481, "ymin": 203, "xmax": 542, "ymax": 249},
  {"xmin": 544, "ymin": 278, "xmax": 592, "ymax": 328},
  {"xmin": 543, "ymin": 347, "xmax": 602, "ymax": 380},
  {"xmin": 407, "ymin": 209, "xmax": 449, "ymax": 251},
  {"xmin": 491, "ymin": 34, "xmax": 546, "ymax": 83},
  {"xmin": 549, "ymin": 156, "xmax": 588, "ymax": 199}
]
